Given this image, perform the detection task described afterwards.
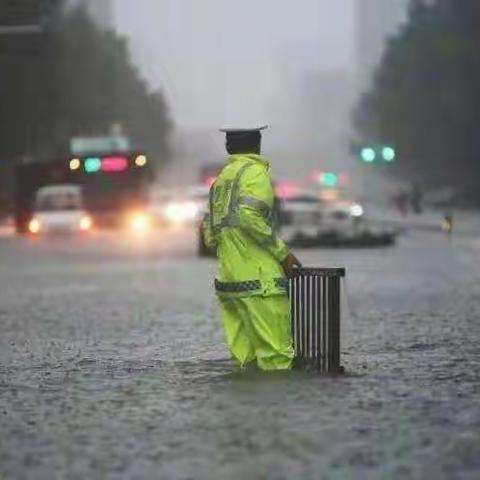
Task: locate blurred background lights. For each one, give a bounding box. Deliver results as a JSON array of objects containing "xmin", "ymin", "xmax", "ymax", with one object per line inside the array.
[
  {"xmin": 84, "ymin": 157, "xmax": 102, "ymax": 173},
  {"xmin": 135, "ymin": 155, "xmax": 147, "ymax": 167},
  {"xmin": 360, "ymin": 147, "xmax": 376, "ymax": 163},
  {"xmin": 382, "ymin": 146, "xmax": 396, "ymax": 162},
  {"xmin": 69, "ymin": 158, "xmax": 81, "ymax": 171},
  {"xmin": 321, "ymin": 172, "xmax": 338, "ymax": 187}
]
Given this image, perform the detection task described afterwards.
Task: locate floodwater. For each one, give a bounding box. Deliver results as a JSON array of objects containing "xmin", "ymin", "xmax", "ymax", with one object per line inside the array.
[{"xmin": 1, "ymin": 226, "xmax": 480, "ymax": 479}]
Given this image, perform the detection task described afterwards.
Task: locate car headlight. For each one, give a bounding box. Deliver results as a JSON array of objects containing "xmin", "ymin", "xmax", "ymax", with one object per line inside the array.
[
  {"xmin": 130, "ymin": 212, "xmax": 151, "ymax": 233},
  {"xmin": 164, "ymin": 202, "xmax": 199, "ymax": 223},
  {"xmin": 350, "ymin": 204, "xmax": 364, "ymax": 218},
  {"xmin": 79, "ymin": 215, "xmax": 93, "ymax": 231},
  {"xmin": 28, "ymin": 218, "xmax": 41, "ymax": 234}
]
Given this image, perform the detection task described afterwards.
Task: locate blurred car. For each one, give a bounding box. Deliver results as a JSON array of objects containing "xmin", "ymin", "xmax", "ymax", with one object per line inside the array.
[
  {"xmin": 151, "ymin": 186, "xmax": 209, "ymax": 227},
  {"xmin": 180, "ymin": 185, "xmax": 210, "ymax": 223},
  {"xmin": 318, "ymin": 200, "xmax": 366, "ymax": 237},
  {"xmin": 28, "ymin": 184, "xmax": 93, "ymax": 235},
  {"xmin": 278, "ymin": 193, "xmax": 324, "ymax": 244},
  {"xmin": 278, "ymin": 194, "xmax": 377, "ymax": 246},
  {"xmin": 123, "ymin": 210, "xmax": 154, "ymax": 234},
  {"xmin": 316, "ymin": 199, "xmax": 396, "ymax": 247}
]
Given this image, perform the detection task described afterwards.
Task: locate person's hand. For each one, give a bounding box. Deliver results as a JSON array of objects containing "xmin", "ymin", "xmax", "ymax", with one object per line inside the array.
[{"xmin": 282, "ymin": 252, "xmax": 302, "ymax": 277}]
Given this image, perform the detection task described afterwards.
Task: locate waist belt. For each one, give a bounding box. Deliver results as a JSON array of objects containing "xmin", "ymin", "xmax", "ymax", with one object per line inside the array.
[
  {"xmin": 215, "ymin": 279, "xmax": 261, "ymax": 293},
  {"xmin": 215, "ymin": 277, "xmax": 288, "ymax": 294},
  {"xmin": 275, "ymin": 278, "xmax": 289, "ymax": 290}
]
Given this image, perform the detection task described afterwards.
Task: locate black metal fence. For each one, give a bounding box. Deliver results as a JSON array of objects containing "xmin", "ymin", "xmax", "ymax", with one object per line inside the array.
[{"xmin": 289, "ymin": 268, "xmax": 345, "ymax": 372}]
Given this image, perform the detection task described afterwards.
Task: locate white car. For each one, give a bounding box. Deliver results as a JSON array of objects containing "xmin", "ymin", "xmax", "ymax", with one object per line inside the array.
[
  {"xmin": 278, "ymin": 194, "xmax": 324, "ymax": 244},
  {"xmin": 151, "ymin": 186, "xmax": 209, "ymax": 226},
  {"xmin": 318, "ymin": 200, "xmax": 365, "ymax": 237},
  {"xmin": 28, "ymin": 185, "xmax": 93, "ymax": 235},
  {"xmin": 279, "ymin": 194, "xmax": 366, "ymax": 245}
]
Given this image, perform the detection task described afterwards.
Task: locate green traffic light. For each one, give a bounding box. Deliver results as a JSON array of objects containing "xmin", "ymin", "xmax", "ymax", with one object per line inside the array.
[
  {"xmin": 382, "ymin": 146, "xmax": 395, "ymax": 162},
  {"xmin": 84, "ymin": 157, "xmax": 101, "ymax": 173},
  {"xmin": 360, "ymin": 147, "xmax": 376, "ymax": 163},
  {"xmin": 321, "ymin": 172, "xmax": 338, "ymax": 187}
]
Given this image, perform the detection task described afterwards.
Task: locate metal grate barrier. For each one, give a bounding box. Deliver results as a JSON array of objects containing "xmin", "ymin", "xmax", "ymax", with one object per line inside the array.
[{"xmin": 289, "ymin": 267, "xmax": 346, "ymax": 373}]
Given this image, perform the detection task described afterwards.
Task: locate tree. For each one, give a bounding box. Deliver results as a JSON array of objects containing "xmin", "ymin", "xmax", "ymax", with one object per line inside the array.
[
  {"xmin": 51, "ymin": 8, "xmax": 172, "ymax": 158},
  {"xmin": 0, "ymin": 3, "xmax": 171, "ymax": 214},
  {"xmin": 0, "ymin": 6, "xmax": 170, "ymax": 163},
  {"xmin": 354, "ymin": 0, "xmax": 480, "ymax": 200}
]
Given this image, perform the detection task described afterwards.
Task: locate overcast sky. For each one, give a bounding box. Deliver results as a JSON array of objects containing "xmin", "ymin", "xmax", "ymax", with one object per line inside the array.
[{"xmin": 114, "ymin": 0, "xmax": 356, "ymax": 129}]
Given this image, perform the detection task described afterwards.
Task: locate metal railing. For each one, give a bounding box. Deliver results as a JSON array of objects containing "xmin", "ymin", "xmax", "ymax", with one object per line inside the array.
[{"xmin": 289, "ymin": 267, "xmax": 345, "ymax": 373}]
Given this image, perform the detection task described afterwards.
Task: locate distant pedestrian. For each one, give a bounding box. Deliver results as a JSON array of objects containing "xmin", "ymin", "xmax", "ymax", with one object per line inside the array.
[
  {"xmin": 410, "ymin": 184, "xmax": 423, "ymax": 214},
  {"xmin": 394, "ymin": 191, "xmax": 409, "ymax": 217},
  {"xmin": 442, "ymin": 212, "xmax": 454, "ymax": 235}
]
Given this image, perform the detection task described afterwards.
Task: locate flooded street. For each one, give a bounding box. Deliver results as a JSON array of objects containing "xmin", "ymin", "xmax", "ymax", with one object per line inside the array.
[{"xmin": 1, "ymin": 226, "xmax": 480, "ymax": 479}]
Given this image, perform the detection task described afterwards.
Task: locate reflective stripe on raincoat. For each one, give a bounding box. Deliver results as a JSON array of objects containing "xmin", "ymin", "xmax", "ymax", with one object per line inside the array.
[{"xmin": 202, "ymin": 153, "xmax": 290, "ymax": 298}]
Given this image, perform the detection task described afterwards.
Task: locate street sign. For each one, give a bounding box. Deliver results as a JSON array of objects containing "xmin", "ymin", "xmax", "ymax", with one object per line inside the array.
[{"xmin": 70, "ymin": 136, "xmax": 131, "ymax": 156}]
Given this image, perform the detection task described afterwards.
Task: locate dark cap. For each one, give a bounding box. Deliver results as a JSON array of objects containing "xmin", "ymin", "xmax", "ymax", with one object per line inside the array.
[
  {"xmin": 220, "ymin": 125, "xmax": 268, "ymax": 155},
  {"xmin": 219, "ymin": 125, "xmax": 268, "ymax": 134}
]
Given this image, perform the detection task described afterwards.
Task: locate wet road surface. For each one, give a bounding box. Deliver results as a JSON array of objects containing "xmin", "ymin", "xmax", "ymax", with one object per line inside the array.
[{"xmin": 1, "ymin": 225, "xmax": 480, "ymax": 479}]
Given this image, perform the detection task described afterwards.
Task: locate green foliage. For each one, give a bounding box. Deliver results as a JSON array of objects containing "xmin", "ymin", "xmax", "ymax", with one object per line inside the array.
[
  {"xmin": 354, "ymin": 0, "xmax": 480, "ymax": 192},
  {"xmin": 0, "ymin": 3, "xmax": 171, "ymax": 164}
]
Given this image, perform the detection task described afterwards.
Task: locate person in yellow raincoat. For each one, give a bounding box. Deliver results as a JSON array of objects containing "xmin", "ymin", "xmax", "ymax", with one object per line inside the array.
[{"xmin": 203, "ymin": 126, "xmax": 301, "ymax": 370}]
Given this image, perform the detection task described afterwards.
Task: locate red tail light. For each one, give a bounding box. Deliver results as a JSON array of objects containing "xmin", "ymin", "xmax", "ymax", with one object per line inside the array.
[
  {"xmin": 101, "ymin": 156, "xmax": 128, "ymax": 172},
  {"xmin": 205, "ymin": 176, "xmax": 217, "ymax": 188}
]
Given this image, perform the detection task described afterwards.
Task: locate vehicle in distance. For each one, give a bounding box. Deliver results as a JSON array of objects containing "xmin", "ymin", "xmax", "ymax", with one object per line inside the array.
[
  {"xmin": 278, "ymin": 193, "xmax": 394, "ymax": 247},
  {"xmin": 278, "ymin": 193, "xmax": 324, "ymax": 245},
  {"xmin": 318, "ymin": 200, "xmax": 365, "ymax": 237},
  {"xmin": 315, "ymin": 199, "xmax": 395, "ymax": 247},
  {"xmin": 151, "ymin": 186, "xmax": 209, "ymax": 227},
  {"xmin": 28, "ymin": 184, "xmax": 93, "ymax": 235}
]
